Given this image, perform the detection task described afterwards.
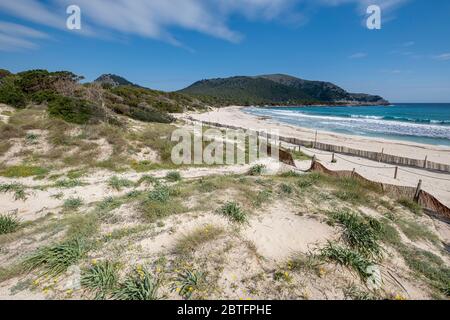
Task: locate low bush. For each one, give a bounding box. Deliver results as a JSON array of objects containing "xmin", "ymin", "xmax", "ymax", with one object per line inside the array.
[
  {"xmin": 247, "ymin": 164, "xmax": 266, "ymax": 176},
  {"xmin": 63, "ymin": 197, "xmax": 84, "ymax": 211},
  {"xmin": 113, "ymin": 266, "xmax": 161, "ymax": 300},
  {"xmin": 217, "ymin": 201, "xmax": 247, "ymax": 223},
  {"xmin": 0, "ymin": 214, "xmax": 20, "ymax": 235},
  {"xmin": 319, "ymin": 243, "xmax": 372, "ymax": 279},
  {"xmin": 108, "ymin": 176, "xmax": 134, "ymax": 191},
  {"xmin": 165, "ymin": 171, "xmax": 182, "ymax": 182},
  {"xmin": 397, "ymin": 198, "xmax": 422, "ymax": 215},
  {"xmin": 82, "ymin": 261, "xmax": 119, "ymax": 300},
  {"xmin": 48, "ymin": 96, "xmax": 98, "ymax": 125},
  {"xmin": 24, "ymin": 238, "xmax": 86, "ymax": 277}
]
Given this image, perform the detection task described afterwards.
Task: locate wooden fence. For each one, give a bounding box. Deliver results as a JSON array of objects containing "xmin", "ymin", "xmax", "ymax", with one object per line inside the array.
[
  {"xmin": 190, "ymin": 117, "xmax": 450, "ymax": 174},
  {"xmin": 310, "ymin": 161, "xmax": 450, "ymax": 223}
]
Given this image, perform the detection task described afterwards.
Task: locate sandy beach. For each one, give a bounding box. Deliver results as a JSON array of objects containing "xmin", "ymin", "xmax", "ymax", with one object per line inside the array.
[{"xmin": 183, "ymin": 106, "xmax": 450, "ymax": 207}]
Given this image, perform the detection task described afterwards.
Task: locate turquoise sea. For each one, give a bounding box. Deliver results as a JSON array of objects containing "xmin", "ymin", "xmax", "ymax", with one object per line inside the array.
[{"xmin": 243, "ymin": 103, "xmax": 450, "ymax": 147}]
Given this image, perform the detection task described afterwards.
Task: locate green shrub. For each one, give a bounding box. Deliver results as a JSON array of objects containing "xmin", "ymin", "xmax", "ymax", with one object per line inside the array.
[
  {"xmin": 54, "ymin": 179, "xmax": 84, "ymax": 188},
  {"xmin": 63, "ymin": 197, "xmax": 84, "ymax": 210},
  {"xmin": 136, "ymin": 174, "xmax": 158, "ymax": 186},
  {"xmin": 397, "ymin": 198, "xmax": 422, "ymax": 215},
  {"xmin": 297, "ymin": 172, "xmax": 323, "ymax": 188},
  {"xmin": 173, "ymin": 225, "xmax": 224, "ymax": 255},
  {"xmin": 247, "ymin": 164, "xmax": 266, "ymax": 176},
  {"xmin": 333, "ymin": 210, "xmax": 382, "ymax": 259},
  {"xmin": 24, "ymin": 238, "xmax": 86, "ymax": 277},
  {"xmin": 320, "ymin": 243, "xmax": 372, "ymax": 279},
  {"xmin": 278, "ymin": 171, "xmax": 302, "ymax": 178},
  {"xmin": 107, "ymin": 176, "xmax": 134, "ymax": 191},
  {"xmin": 0, "ymin": 183, "xmax": 28, "ymax": 201},
  {"xmin": 148, "ymin": 183, "xmax": 171, "ymax": 202},
  {"xmin": 48, "ymin": 96, "xmax": 96, "ymax": 125},
  {"xmin": 113, "ymin": 267, "xmax": 161, "ymax": 300},
  {"xmin": 0, "ymin": 77, "xmax": 26, "ymax": 107},
  {"xmin": 30, "ymin": 90, "xmax": 58, "ymax": 104},
  {"xmin": 172, "ymin": 269, "xmax": 205, "ymax": 299},
  {"xmin": 0, "ymin": 165, "xmax": 49, "ymax": 178},
  {"xmin": 140, "ymin": 199, "xmax": 185, "ymax": 222},
  {"xmin": 82, "ymin": 261, "xmax": 119, "ymax": 300},
  {"xmin": 165, "ymin": 171, "xmax": 182, "ymax": 182},
  {"xmin": 16, "ymin": 70, "xmax": 82, "ymax": 94},
  {"xmin": 218, "ymin": 201, "xmax": 247, "ymax": 223},
  {"xmin": 279, "ymin": 183, "xmax": 293, "ymax": 195},
  {"xmin": 252, "ymin": 189, "xmax": 272, "ymax": 208},
  {"xmin": 97, "ymin": 196, "xmax": 123, "ymax": 212},
  {"xmin": 399, "ymin": 245, "xmax": 450, "ymax": 297},
  {"xmin": 0, "ymin": 214, "xmax": 20, "ymax": 235}
]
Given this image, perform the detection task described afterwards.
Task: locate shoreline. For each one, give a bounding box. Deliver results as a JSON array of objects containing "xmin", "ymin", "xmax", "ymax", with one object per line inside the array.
[
  {"xmin": 181, "ymin": 106, "xmax": 450, "ymax": 207},
  {"xmin": 182, "ymin": 106, "xmax": 450, "ymax": 164}
]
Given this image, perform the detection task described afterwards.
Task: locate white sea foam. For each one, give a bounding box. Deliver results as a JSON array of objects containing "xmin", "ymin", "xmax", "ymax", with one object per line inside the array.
[{"xmin": 244, "ymin": 107, "xmax": 450, "ymax": 142}]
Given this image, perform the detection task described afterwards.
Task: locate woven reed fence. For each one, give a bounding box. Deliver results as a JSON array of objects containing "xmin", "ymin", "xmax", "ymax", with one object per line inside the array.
[
  {"xmin": 191, "ymin": 118, "xmax": 450, "ymax": 174},
  {"xmin": 310, "ymin": 161, "xmax": 450, "ymax": 222}
]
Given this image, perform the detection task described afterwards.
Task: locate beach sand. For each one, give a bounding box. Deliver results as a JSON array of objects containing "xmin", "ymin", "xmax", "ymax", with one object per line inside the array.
[{"xmin": 182, "ymin": 106, "xmax": 450, "ymax": 207}]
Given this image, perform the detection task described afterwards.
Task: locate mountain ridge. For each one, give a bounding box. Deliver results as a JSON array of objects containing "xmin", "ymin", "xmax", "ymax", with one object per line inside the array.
[{"xmin": 179, "ymin": 74, "xmax": 389, "ymax": 106}]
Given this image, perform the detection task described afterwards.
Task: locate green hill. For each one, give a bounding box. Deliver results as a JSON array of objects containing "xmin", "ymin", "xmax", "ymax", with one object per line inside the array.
[
  {"xmin": 179, "ymin": 74, "xmax": 389, "ymax": 106},
  {"xmin": 0, "ymin": 69, "xmax": 209, "ymax": 125}
]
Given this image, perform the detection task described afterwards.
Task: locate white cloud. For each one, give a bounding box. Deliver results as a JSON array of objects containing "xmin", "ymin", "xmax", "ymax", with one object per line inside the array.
[
  {"xmin": 0, "ymin": 0, "xmax": 409, "ymax": 48},
  {"xmin": 433, "ymin": 53, "xmax": 450, "ymax": 61},
  {"xmin": 349, "ymin": 52, "xmax": 367, "ymax": 59},
  {"xmin": 0, "ymin": 21, "xmax": 50, "ymax": 51},
  {"xmin": 402, "ymin": 41, "xmax": 415, "ymax": 47}
]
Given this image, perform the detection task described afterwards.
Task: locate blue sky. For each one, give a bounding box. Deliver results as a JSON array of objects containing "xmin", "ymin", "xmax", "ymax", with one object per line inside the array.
[{"xmin": 0, "ymin": 0, "xmax": 449, "ymax": 102}]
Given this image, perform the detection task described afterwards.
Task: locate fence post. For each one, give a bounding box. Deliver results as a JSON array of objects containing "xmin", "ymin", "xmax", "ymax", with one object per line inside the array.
[
  {"xmin": 394, "ymin": 166, "xmax": 398, "ymax": 179},
  {"xmin": 424, "ymin": 156, "xmax": 428, "ymax": 169},
  {"xmin": 314, "ymin": 130, "xmax": 318, "ymax": 148},
  {"xmin": 414, "ymin": 179, "xmax": 422, "ymax": 202},
  {"xmin": 352, "ymin": 168, "xmax": 356, "ymax": 177},
  {"xmin": 332, "ymin": 153, "xmax": 336, "ymax": 163},
  {"xmin": 379, "ymin": 148, "xmax": 384, "ymax": 162}
]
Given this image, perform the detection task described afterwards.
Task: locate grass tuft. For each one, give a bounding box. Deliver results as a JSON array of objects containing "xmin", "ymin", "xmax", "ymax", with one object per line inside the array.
[
  {"xmin": 113, "ymin": 266, "xmax": 161, "ymax": 300},
  {"xmin": 319, "ymin": 242, "xmax": 372, "ymax": 279},
  {"xmin": 0, "ymin": 214, "xmax": 20, "ymax": 235},
  {"xmin": 107, "ymin": 176, "xmax": 134, "ymax": 191},
  {"xmin": 63, "ymin": 197, "xmax": 84, "ymax": 211},
  {"xmin": 54, "ymin": 179, "xmax": 85, "ymax": 189},
  {"xmin": 82, "ymin": 260, "xmax": 119, "ymax": 300},
  {"xmin": 172, "ymin": 269, "xmax": 205, "ymax": 299},
  {"xmin": 165, "ymin": 171, "xmax": 182, "ymax": 182},
  {"xmin": 397, "ymin": 198, "xmax": 422, "ymax": 215},
  {"xmin": 173, "ymin": 225, "xmax": 224, "ymax": 255},
  {"xmin": 0, "ymin": 183, "xmax": 28, "ymax": 201},
  {"xmin": 23, "ymin": 238, "xmax": 86, "ymax": 277},
  {"xmin": 279, "ymin": 183, "xmax": 293, "ymax": 195},
  {"xmin": 332, "ymin": 210, "xmax": 382, "ymax": 259},
  {"xmin": 97, "ymin": 196, "xmax": 123, "ymax": 212},
  {"xmin": 217, "ymin": 201, "xmax": 247, "ymax": 223},
  {"xmin": 0, "ymin": 165, "xmax": 48, "ymax": 178},
  {"xmin": 247, "ymin": 164, "xmax": 266, "ymax": 176}
]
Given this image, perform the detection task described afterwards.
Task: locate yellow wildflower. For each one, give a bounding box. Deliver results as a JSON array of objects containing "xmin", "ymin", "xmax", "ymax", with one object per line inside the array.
[
  {"xmin": 394, "ymin": 294, "xmax": 407, "ymax": 300},
  {"xmin": 318, "ymin": 267, "xmax": 326, "ymax": 278}
]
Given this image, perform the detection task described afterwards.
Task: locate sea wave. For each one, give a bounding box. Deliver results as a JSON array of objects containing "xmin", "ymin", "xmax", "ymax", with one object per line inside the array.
[{"xmin": 243, "ymin": 107, "xmax": 450, "ymax": 142}]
